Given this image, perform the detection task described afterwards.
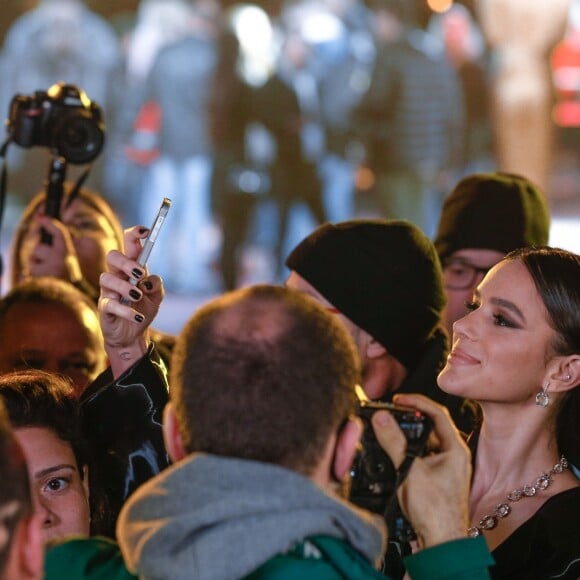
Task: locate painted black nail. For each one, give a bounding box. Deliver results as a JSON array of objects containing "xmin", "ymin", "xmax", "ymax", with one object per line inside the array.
[
  {"xmin": 134, "ymin": 314, "xmax": 144, "ymax": 323},
  {"xmin": 129, "ymin": 289, "xmax": 141, "ymax": 300},
  {"xmin": 131, "ymin": 268, "xmax": 144, "ymax": 279},
  {"xmin": 138, "ymin": 227, "xmax": 149, "ymax": 235},
  {"xmin": 143, "ymin": 280, "xmax": 153, "ymax": 291}
]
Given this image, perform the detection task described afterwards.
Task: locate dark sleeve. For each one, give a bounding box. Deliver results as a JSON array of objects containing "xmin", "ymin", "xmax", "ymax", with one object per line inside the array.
[
  {"xmin": 80, "ymin": 344, "xmax": 170, "ymax": 537},
  {"xmin": 404, "ymin": 537, "xmax": 493, "ymax": 579}
]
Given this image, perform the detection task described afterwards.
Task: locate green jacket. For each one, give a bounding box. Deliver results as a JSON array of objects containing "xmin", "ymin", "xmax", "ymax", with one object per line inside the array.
[
  {"xmin": 246, "ymin": 535, "xmax": 493, "ymax": 579},
  {"xmin": 45, "ymin": 537, "xmax": 137, "ymax": 580},
  {"xmin": 45, "ymin": 535, "xmax": 492, "ymax": 579}
]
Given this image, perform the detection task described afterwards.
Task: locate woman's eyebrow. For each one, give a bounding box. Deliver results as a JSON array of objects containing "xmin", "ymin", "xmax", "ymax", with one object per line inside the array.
[
  {"xmin": 34, "ymin": 463, "xmax": 77, "ymax": 480},
  {"xmin": 490, "ymin": 297, "xmax": 525, "ymax": 322}
]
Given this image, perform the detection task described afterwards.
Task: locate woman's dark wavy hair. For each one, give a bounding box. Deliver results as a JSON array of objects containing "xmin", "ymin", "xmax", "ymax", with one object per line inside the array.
[
  {"xmin": 0, "ymin": 370, "xmax": 87, "ymax": 470},
  {"xmin": 0, "ymin": 370, "xmax": 109, "ymax": 535},
  {"xmin": 506, "ymin": 246, "xmax": 580, "ymax": 466}
]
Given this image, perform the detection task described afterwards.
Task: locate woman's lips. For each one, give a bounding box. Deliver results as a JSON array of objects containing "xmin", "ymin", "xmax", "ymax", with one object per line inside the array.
[{"xmin": 448, "ymin": 346, "xmax": 480, "ymax": 365}]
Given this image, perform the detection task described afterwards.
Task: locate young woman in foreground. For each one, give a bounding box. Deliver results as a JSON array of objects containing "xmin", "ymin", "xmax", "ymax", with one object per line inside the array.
[{"xmin": 438, "ymin": 246, "xmax": 580, "ymax": 579}]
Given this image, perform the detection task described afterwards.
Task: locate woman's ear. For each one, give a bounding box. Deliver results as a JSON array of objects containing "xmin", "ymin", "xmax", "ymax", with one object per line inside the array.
[
  {"xmin": 333, "ymin": 418, "xmax": 363, "ymax": 481},
  {"xmin": 163, "ymin": 403, "xmax": 186, "ymax": 462},
  {"xmin": 550, "ymin": 354, "xmax": 580, "ymax": 393}
]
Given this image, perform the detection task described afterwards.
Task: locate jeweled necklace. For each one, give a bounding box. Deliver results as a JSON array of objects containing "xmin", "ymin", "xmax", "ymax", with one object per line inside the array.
[{"xmin": 467, "ymin": 456, "xmax": 569, "ymax": 538}]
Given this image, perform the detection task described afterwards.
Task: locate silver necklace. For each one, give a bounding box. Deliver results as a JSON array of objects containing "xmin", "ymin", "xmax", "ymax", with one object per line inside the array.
[{"xmin": 468, "ymin": 456, "xmax": 569, "ymax": 538}]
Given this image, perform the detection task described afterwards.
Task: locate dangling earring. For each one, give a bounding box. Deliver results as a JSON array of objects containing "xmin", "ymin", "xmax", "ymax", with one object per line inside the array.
[{"xmin": 536, "ymin": 382, "xmax": 550, "ymax": 407}]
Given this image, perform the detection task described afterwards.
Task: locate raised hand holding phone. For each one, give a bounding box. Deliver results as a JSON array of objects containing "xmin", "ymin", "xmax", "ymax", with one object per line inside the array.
[{"xmin": 120, "ymin": 197, "xmax": 171, "ymax": 305}]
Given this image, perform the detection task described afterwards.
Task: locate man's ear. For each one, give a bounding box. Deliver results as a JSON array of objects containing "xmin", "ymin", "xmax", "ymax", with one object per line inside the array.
[
  {"xmin": 10, "ymin": 512, "xmax": 44, "ymax": 579},
  {"xmin": 81, "ymin": 465, "xmax": 90, "ymax": 501},
  {"xmin": 365, "ymin": 336, "xmax": 387, "ymax": 360},
  {"xmin": 162, "ymin": 403, "xmax": 186, "ymax": 462},
  {"xmin": 333, "ymin": 418, "xmax": 363, "ymax": 481}
]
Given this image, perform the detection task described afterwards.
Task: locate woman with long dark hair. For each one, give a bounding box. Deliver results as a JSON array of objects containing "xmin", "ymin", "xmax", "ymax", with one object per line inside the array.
[{"xmin": 438, "ymin": 246, "xmax": 580, "ymax": 579}]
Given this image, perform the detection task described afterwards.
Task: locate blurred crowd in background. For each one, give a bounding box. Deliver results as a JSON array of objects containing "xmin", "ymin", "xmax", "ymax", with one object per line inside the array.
[{"xmin": 0, "ymin": 0, "xmax": 580, "ymax": 297}]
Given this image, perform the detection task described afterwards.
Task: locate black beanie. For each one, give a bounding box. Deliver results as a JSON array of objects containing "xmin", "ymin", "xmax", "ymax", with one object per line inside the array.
[
  {"xmin": 434, "ymin": 172, "xmax": 550, "ymax": 261},
  {"xmin": 285, "ymin": 219, "xmax": 446, "ymax": 370}
]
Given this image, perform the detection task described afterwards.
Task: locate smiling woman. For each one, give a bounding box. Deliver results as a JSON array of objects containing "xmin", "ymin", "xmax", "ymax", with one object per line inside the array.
[{"xmin": 438, "ymin": 246, "xmax": 580, "ymax": 579}]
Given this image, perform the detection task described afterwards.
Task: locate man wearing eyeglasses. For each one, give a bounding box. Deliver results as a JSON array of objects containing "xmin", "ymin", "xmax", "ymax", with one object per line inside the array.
[{"xmin": 434, "ymin": 172, "xmax": 550, "ymax": 338}]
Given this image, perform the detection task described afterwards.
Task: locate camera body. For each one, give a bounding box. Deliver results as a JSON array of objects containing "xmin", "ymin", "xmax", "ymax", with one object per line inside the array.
[
  {"xmin": 7, "ymin": 82, "xmax": 105, "ymax": 165},
  {"xmin": 349, "ymin": 394, "xmax": 432, "ymax": 541}
]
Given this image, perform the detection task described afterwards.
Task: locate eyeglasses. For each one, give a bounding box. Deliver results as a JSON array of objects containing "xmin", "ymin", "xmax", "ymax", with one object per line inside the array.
[{"xmin": 442, "ymin": 259, "xmax": 493, "ymax": 290}]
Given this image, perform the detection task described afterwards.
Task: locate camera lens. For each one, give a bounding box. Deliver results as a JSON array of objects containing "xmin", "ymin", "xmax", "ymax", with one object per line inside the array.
[
  {"xmin": 363, "ymin": 454, "xmax": 388, "ymax": 480},
  {"xmin": 52, "ymin": 111, "xmax": 105, "ymax": 165}
]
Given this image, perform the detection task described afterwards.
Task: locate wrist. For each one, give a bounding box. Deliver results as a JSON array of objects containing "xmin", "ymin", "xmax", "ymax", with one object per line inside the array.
[
  {"xmin": 106, "ymin": 333, "xmax": 150, "ymax": 379},
  {"xmin": 415, "ymin": 514, "xmax": 468, "ymax": 549},
  {"xmin": 417, "ymin": 527, "xmax": 468, "ymax": 550}
]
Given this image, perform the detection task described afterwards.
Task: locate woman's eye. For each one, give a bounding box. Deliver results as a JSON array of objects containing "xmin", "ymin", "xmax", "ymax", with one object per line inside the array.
[
  {"xmin": 69, "ymin": 220, "xmax": 99, "ymax": 233},
  {"xmin": 63, "ymin": 361, "xmax": 94, "ymax": 375},
  {"xmin": 45, "ymin": 477, "xmax": 69, "ymax": 493},
  {"xmin": 493, "ymin": 314, "xmax": 515, "ymax": 328},
  {"xmin": 465, "ymin": 301, "xmax": 479, "ymax": 312}
]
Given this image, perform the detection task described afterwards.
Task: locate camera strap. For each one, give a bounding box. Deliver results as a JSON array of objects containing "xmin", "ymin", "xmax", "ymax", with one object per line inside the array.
[
  {"xmin": 0, "ymin": 136, "xmax": 12, "ymax": 277},
  {"xmin": 383, "ymin": 452, "xmax": 420, "ymax": 544},
  {"xmin": 65, "ymin": 165, "xmax": 91, "ymax": 209},
  {"xmin": 395, "ymin": 452, "xmax": 417, "ymax": 488}
]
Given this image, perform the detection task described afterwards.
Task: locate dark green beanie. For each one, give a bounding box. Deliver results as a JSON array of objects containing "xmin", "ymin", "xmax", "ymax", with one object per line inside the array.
[
  {"xmin": 434, "ymin": 172, "xmax": 550, "ymax": 261},
  {"xmin": 285, "ymin": 219, "xmax": 446, "ymax": 370}
]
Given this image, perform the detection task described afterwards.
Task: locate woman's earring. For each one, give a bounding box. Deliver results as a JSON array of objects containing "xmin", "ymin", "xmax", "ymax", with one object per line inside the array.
[{"xmin": 535, "ymin": 382, "xmax": 550, "ymax": 407}]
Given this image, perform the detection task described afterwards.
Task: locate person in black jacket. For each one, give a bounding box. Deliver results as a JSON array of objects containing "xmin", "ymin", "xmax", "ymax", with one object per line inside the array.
[{"xmin": 79, "ymin": 225, "xmax": 171, "ymax": 538}]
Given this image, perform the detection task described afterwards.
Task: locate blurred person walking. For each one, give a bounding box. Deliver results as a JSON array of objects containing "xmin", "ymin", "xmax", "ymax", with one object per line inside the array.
[
  {"xmin": 0, "ymin": 0, "xmax": 122, "ymax": 196},
  {"xmin": 136, "ymin": 0, "xmax": 222, "ymax": 294},
  {"xmin": 353, "ymin": 0, "xmax": 464, "ymax": 237}
]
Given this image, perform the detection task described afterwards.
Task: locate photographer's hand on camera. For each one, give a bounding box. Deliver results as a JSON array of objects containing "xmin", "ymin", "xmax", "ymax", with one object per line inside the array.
[
  {"xmin": 23, "ymin": 210, "xmax": 83, "ymax": 285},
  {"xmin": 371, "ymin": 394, "xmax": 471, "ymax": 550},
  {"xmin": 98, "ymin": 226, "xmax": 164, "ymax": 378}
]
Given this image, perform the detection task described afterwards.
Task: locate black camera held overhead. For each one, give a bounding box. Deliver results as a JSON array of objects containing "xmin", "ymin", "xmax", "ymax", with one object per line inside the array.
[
  {"xmin": 349, "ymin": 386, "xmax": 433, "ymax": 543},
  {"xmin": 7, "ymin": 82, "xmax": 105, "ymax": 166},
  {"xmin": 4, "ymin": 82, "xmax": 106, "ymax": 243}
]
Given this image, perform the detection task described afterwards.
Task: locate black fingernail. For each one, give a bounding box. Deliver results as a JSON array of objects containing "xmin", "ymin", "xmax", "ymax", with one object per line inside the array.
[
  {"xmin": 134, "ymin": 314, "xmax": 144, "ymax": 323},
  {"xmin": 129, "ymin": 289, "xmax": 141, "ymax": 300},
  {"xmin": 138, "ymin": 227, "xmax": 149, "ymax": 235},
  {"xmin": 143, "ymin": 280, "xmax": 153, "ymax": 290},
  {"xmin": 132, "ymin": 268, "xmax": 143, "ymax": 279}
]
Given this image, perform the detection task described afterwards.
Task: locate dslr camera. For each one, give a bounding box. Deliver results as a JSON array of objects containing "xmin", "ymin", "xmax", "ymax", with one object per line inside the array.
[
  {"xmin": 349, "ymin": 386, "xmax": 432, "ymax": 541},
  {"xmin": 7, "ymin": 82, "xmax": 105, "ymax": 165}
]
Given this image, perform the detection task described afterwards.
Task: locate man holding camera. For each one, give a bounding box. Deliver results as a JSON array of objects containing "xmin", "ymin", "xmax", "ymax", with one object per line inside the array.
[
  {"xmin": 285, "ymin": 218, "xmax": 475, "ymax": 434},
  {"xmin": 96, "ymin": 243, "xmax": 492, "ymax": 577}
]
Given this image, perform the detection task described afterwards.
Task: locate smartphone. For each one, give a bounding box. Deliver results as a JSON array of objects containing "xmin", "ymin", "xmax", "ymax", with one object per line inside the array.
[{"xmin": 120, "ymin": 197, "xmax": 171, "ymax": 304}]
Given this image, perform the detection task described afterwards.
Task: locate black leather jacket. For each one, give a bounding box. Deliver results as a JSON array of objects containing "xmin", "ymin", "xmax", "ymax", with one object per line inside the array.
[{"xmin": 80, "ymin": 344, "xmax": 170, "ymax": 537}]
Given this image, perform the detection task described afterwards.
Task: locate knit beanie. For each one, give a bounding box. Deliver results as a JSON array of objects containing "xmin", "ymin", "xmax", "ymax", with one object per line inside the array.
[
  {"xmin": 434, "ymin": 172, "xmax": 550, "ymax": 261},
  {"xmin": 285, "ymin": 219, "xmax": 445, "ymax": 370}
]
